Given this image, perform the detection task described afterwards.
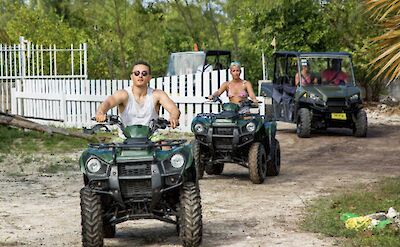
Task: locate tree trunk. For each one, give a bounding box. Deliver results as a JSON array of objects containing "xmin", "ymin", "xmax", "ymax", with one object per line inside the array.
[{"xmin": 0, "ymin": 112, "xmax": 99, "ymax": 142}]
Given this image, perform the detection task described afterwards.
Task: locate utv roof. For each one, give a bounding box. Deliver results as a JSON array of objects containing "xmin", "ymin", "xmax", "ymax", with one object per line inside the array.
[{"xmin": 274, "ymin": 51, "xmax": 352, "ymax": 57}]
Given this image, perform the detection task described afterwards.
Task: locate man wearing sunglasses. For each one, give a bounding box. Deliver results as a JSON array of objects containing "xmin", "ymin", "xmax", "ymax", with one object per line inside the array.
[{"xmin": 95, "ymin": 61, "xmax": 180, "ymax": 129}]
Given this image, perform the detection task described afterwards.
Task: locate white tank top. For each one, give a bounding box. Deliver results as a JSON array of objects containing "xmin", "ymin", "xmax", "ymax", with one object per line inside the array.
[{"xmin": 120, "ymin": 87, "xmax": 159, "ymax": 127}]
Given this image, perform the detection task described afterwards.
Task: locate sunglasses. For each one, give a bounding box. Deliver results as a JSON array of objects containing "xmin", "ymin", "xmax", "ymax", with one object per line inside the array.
[{"xmin": 132, "ymin": 71, "xmax": 149, "ymax": 77}]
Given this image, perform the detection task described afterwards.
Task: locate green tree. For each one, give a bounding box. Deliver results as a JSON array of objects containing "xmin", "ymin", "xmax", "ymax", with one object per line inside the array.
[{"xmin": 223, "ymin": 0, "xmax": 326, "ymax": 84}]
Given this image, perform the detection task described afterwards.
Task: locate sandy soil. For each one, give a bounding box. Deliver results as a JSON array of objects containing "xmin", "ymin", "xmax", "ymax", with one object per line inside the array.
[{"xmin": 0, "ymin": 110, "xmax": 399, "ymax": 247}]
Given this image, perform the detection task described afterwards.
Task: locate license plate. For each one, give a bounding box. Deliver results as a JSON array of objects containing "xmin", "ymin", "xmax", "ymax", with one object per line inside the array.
[{"xmin": 331, "ymin": 113, "xmax": 347, "ymax": 120}]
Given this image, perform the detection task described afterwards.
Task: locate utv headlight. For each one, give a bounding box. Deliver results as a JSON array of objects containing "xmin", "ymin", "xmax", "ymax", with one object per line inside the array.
[
  {"xmin": 170, "ymin": 153, "xmax": 185, "ymax": 168},
  {"xmin": 350, "ymin": 94, "xmax": 359, "ymax": 101},
  {"xmin": 87, "ymin": 158, "xmax": 101, "ymax": 173},
  {"xmin": 246, "ymin": 122, "xmax": 256, "ymax": 132},
  {"xmin": 194, "ymin": 123, "xmax": 205, "ymax": 133}
]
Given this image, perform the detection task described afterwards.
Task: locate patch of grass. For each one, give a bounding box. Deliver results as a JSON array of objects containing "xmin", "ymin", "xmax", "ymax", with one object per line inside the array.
[
  {"xmin": 0, "ymin": 125, "xmax": 89, "ymax": 154},
  {"xmin": 0, "ymin": 154, "xmax": 5, "ymax": 162},
  {"xmin": 301, "ymin": 177, "xmax": 400, "ymax": 246},
  {"xmin": 22, "ymin": 156, "xmax": 33, "ymax": 164}
]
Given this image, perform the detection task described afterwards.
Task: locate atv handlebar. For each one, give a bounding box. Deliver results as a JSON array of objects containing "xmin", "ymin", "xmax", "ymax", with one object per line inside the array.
[
  {"xmin": 84, "ymin": 115, "xmax": 123, "ymax": 135},
  {"xmin": 84, "ymin": 115, "xmax": 172, "ymax": 135},
  {"xmin": 205, "ymin": 96, "xmax": 223, "ymax": 104},
  {"xmin": 91, "ymin": 115, "xmax": 122, "ymax": 125},
  {"xmin": 204, "ymin": 96, "xmax": 259, "ymax": 108},
  {"xmin": 239, "ymin": 99, "xmax": 260, "ymax": 108},
  {"xmin": 149, "ymin": 118, "xmax": 171, "ymax": 132}
]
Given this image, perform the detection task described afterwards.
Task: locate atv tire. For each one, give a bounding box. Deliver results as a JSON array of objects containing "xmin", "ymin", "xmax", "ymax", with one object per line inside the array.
[
  {"xmin": 205, "ymin": 163, "xmax": 224, "ymax": 175},
  {"xmin": 248, "ymin": 142, "xmax": 267, "ymax": 184},
  {"xmin": 353, "ymin": 110, "xmax": 367, "ymax": 137},
  {"xmin": 297, "ymin": 108, "xmax": 311, "ymax": 138},
  {"xmin": 192, "ymin": 140, "xmax": 205, "ymax": 179},
  {"xmin": 179, "ymin": 182, "xmax": 202, "ymax": 247},
  {"xmin": 267, "ymin": 139, "xmax": 281, "ymax": 176},
  {"xmin": 80, "ymin": 186, "xmax": 104, "ymax": 247}
]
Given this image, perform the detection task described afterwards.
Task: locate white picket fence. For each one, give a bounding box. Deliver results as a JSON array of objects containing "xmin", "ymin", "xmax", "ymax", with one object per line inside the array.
[
  {"xmin": 11, "ymin": 69, "xmax": 265, "ymax": 131},
  {"xmin": 1, "ymin": 38, "xmax": 87, "ymax": 114}
]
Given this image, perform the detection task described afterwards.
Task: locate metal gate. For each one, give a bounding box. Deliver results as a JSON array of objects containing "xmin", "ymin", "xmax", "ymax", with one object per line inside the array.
[{"xmin": 0, "ymin": 36, "xmax": 87, "ymax": 117}]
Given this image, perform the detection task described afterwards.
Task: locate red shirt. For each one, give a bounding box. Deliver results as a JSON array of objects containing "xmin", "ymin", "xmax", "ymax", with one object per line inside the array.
[{"xmin": 322, "ymin": 69, "xmax": 348, "ymax": 85}]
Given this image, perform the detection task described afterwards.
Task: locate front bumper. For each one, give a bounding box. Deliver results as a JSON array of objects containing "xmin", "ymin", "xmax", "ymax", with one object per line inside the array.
[
  {"xmin": 299, "ymin": 98, "xmax": 363, "ymax": 127},
  {"xmin": 86, "ymin": 159, "xmax": 183, "ymax": 206},
  {"xmin": 195, "ymin": 124, "xmax": 255, "ymax": 151}
]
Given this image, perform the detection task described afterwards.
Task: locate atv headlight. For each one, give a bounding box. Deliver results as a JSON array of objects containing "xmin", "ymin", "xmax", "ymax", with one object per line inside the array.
[
  {"xmin": 350, "ymin": 94, "xmax": 359, "ymax": 101},
  {"xmin": 246, "ymin": 122, "xmax": 256, "ymax": 132},
  {"xmin": 309, "ymin": 93, "xmax": 321, "ymax": 101},
  {"xmin": 87, "ymin": 158, "xmax": 101, "ymax": 173},
  {"xmin": 170, "ymin": 153, "xmax": 185, "ymax": 169},
  {"xmin": 194, "ymin": 123, "xmax": 205, "ymax": 133}
]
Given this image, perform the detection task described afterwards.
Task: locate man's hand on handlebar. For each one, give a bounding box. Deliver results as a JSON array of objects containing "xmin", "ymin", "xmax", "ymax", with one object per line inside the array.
[
  {"xmin": 169, "ymin": 117, "xmax": 179, "ymax": 129},
  {"xmin": 95, "ymin": 112, "xmax": 107, "ymax": 122}
]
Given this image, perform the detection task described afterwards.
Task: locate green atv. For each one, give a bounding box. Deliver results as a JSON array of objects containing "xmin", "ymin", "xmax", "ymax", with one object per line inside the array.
[
  {"xmin": 79, "ymin": 116, "xmax": 202, "ymax": 247},
  {"xmin": 261, "ymin": 51, "xmax": 367, "ymax": 138},
  {"xmin": 191, "ymin": 97, "xmax": 281, "ymax": 184}
]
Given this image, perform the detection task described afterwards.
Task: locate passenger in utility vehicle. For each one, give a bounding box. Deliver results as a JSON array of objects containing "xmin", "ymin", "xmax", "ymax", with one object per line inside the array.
[{"xmin": 295, "ymin": 59, "xmax": 318, "ymax": 86}]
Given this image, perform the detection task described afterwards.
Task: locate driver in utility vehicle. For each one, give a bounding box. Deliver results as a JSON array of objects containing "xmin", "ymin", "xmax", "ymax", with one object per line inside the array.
[{"xmin": 321, "ymin": 58, "xmax": 348, "ymax": 85}]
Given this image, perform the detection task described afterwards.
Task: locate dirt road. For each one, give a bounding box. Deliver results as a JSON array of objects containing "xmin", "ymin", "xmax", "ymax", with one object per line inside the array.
[{"xmin": 1, "ymin": 119, "xmax": 399, "ymax": 246}]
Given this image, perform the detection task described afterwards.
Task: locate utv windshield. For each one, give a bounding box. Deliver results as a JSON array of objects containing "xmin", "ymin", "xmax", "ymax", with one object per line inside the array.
[
  {"xmin": 166, "ymin": 52, "xmax": 206, "ymax": 76},
  {"xmin": 298, "ymin": 55, "xmax": 355, "ymax": 87}
]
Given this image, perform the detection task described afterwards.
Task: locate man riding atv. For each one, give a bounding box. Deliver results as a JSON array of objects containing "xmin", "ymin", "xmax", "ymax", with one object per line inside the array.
[
  {"xmin": 82, "ymin": 61, "xmax": 202, "ymax": 247},
  {"xmin": 96, "ymin": 61, "xmax": 180, "ymax": 130}
]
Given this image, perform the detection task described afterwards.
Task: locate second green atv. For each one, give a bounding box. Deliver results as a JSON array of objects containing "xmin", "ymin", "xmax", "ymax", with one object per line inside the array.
[{"xmin": 191, "ymin": 97, "xmax": 281, "ymax": 184}]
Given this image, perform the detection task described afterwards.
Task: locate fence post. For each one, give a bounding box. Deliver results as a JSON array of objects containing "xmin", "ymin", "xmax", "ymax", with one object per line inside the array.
[
  {"xmin": 11, "ymin": 87, "xmax": 16, "ymax": 114},
  {"xmin": 19, "ymin": 36, "xmax": 26, "ymax": 79},
  {"xmin": 60, "ymin": 90, "xmax": 66, "ymax": 123},
  {"xmin": 83, "ymin": 43, "xmax": 88, "ymax": 79}
]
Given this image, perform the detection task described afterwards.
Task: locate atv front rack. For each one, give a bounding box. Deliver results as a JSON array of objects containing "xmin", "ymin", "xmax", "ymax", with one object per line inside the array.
[
  {"xmin": 197, "ymin": 112, "xmax": 266, "ymax": 119},
  {"xmin": 88, "ymin": 139, "xmax": 187, "ymax": 149}
]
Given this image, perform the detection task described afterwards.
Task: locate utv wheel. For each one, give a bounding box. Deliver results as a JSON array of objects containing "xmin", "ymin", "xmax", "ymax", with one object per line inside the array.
[
  {"xmin": 205, "ymin": 163, "xmax": 224, "ymax": 175},
  {"xmin": 192, "ymin": 140, "xmax": 205, "ymax": 179},
  {"xmin": 297, "ymin": 108, "xmax": 311, "ymax": 138},
  {"xmin": 179, "ymin": 182, "xmax": 202, "ymax": 247},
  {"xmin": 80, "ymin": 186, "xmax": 104, "ymax": 247},
  {"xmin": 353, "ymin": 110, "xmax": 367, "ymax": 137},
  {"xmin": 267, "ymin": 139, "xmax": 281, "ymax": 176},
  {"xmin": 248, "ymin": 142, "xmax": 267, "ymax": 184}
]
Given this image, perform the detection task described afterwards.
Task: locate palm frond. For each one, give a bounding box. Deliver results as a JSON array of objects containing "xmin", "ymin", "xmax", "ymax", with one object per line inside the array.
[{"xmin": 365, "ymin": 0, "xmax": 400, "ymax": 80}]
